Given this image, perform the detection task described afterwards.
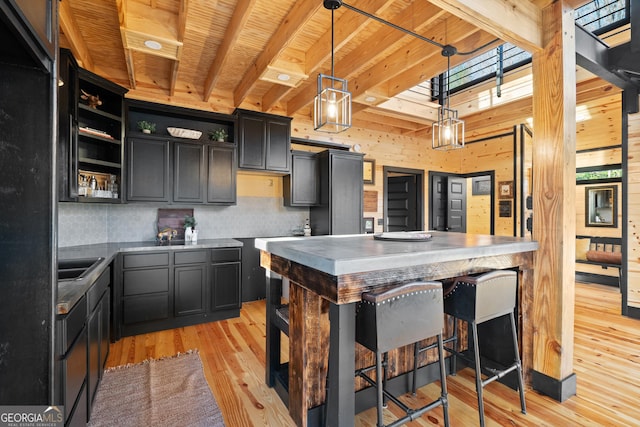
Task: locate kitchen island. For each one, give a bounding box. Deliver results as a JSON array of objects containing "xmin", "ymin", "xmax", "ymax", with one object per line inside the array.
[{"xmin": 256, "ymin": 232, "xmax": 538, "ymax": 427}]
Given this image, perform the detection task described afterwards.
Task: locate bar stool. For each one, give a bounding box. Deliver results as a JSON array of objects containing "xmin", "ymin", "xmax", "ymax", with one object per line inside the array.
[
  {"xmin": 355, "ymin": 282, "xmax": 449, "ymax": 427},
  {"xmin": 444, "ymin": 270, "xmax": 526, "ymax": 426}
]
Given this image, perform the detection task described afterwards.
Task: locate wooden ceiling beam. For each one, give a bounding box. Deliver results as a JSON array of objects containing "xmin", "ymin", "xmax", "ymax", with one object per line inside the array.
[
  {"xmin": 232, "ymin": 2, "xmax": 323, "ymax": 107},
  {"xmin": 261, "ymin": 0, "xmax": 396, "ymax": 112},
  {"xmin": 385, "ymin": 30, "xmax": 499, "ymax": 99},
  {"xmin": 59, "ymin": 0, "xmax": 95, "ymax": 71},
  {"xmin": 116, "ymin": 0, "xmax": 136, "ymax": 89},
  {"xmin": 169, "ymin": 0, "xmax": 188, "ymax": 97},
  {"xmin": 286, "ymin": 2, "xmax": 446, "ymax": 116},
  {"xmin": 426, "ymin": 0, "xmax": 543, "ymax": 52},
  {"xmin": 349, "ymin": 17, "xmax": 478, "ymax": 100},
  {"xmin": 203, "ymin": 0, "xmax": 258, "ymax": 101}
]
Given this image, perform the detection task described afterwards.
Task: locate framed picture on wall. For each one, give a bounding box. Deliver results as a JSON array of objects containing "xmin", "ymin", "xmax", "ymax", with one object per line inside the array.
[
  {"xmin": 498, "ymin": 181, "xmax": 513, "ymax": 199},
  {"xmin": 499, "ymin": 200, "xmax": 512, "ymax": 217},
  {"xmin": 363, "ymin": 217, "xmax": 375, "ymax": 233},
  {"xmin": 363, "ymin": 159, "xmax": 375, "ymax": 184}
]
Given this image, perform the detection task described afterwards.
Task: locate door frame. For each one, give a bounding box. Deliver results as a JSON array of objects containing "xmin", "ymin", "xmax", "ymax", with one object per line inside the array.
[
  {"xmin": 383, "ymin": 166, "xmax": 425, "ymax": 232},
  {"xmin": 428, "ymin": 170, "xmax": 496, "ymax": 234}
]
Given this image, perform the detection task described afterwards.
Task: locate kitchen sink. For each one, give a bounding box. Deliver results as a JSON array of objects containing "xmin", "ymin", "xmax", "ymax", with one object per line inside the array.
[{"xmin": 58, "ymin": 257, "xmax": 104, "ymax": 281}]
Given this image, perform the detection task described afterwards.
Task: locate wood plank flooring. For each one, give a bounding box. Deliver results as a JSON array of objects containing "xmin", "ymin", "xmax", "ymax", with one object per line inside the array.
[{"xmin": 106, "ymin": 282, "xmax": 640, "ymax": 426}]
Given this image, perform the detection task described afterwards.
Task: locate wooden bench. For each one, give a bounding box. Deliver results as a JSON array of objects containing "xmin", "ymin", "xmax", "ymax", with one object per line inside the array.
[{"xmin": 575, "ymin": 235, "xmax": 622, "ymax": 288}]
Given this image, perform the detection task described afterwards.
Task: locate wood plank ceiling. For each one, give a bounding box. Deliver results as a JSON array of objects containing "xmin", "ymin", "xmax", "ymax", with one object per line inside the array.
[{"xmin": 58, "ymin": 0, "xmax": 598, "ymax": 135}]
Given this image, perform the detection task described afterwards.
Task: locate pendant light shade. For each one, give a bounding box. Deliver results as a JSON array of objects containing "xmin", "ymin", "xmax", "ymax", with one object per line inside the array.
[
  {"xmin": 314, "ymin": 73, "xmax": 351, "ymax": 133},
  {"xmin": 432, "ymin": 45, "xmax": 464, "ymax": 150},
  {"xmin": 314, "ymin": 2, "xmax": 352, "ymax": 133},
  {"xmin": 432, "ymin": 106, "xmax": 464, "ymax": 150}
]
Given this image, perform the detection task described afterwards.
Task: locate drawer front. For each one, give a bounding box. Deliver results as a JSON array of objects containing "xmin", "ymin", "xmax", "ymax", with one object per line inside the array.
[
  {"xmin": 123, "ymin": 252, "xmax": 169, "ymax": 269},
  {"xmin": 123, "ymin": 294, "xmax": 169, "ymax": 324},
  {"xmin": 58, "ymin": 295, "xmax": 87, "ymax": 355},
  {"xmin": 174, "ymin": 250, "xmax": 207, "ymax": 265},
  {"xmin": 123, "ymin": 268, "xmax": 169, "ymax": 296},
  {"xmin": 87, "ymin": 266, "xmax": 110, "ymax": 312},
  {"xmin": 210, "ymin": 248, "xmax": 241, "ymax": 263},
  {"xmin": 64, "ymin": 327, "xmax": 87, "ymax": 419}
]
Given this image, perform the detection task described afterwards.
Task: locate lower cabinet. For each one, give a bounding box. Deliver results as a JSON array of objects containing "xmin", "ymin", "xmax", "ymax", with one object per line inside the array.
[
  {"xmin": 117, "ymin": 248, "xmax": 241, "ymax": 338},
  {"xmin": 57, "ymin": 265, "xmax": 111, "ymax": 426},
  {"xmin": 210, "ymin": 248, "xmax": 242, "ymax": 311}
]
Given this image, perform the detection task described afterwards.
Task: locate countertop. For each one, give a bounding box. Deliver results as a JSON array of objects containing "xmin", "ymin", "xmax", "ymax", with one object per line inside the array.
[
  {"xmin": 57, "ymin": 238, "xmax": 243, "ymax": 315},
  {"xmin": 255, "ymin": 231, "xmax": 538, "ymax": 276}
]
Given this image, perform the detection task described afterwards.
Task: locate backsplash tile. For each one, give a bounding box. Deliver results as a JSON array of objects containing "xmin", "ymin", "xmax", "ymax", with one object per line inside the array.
[{"xmin": 58, "ymin": 198, "xmax": 309, "ymax": 247}]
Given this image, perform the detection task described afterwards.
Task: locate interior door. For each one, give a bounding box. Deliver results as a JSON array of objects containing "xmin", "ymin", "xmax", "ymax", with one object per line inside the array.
[
  {"xmin": 430, "ymin": 174, "xmax": 467, "ymax": 232},
  {"xmin": 431, "ymin": 175, "xmax": 447, "ymax": 231},
  {"xmin": 387, "ymin": 175, "xmax": 418, "ymax": 231},
  {"xmin": 447, "ymin": 176, "xmax": 467, "ymax": 232}
]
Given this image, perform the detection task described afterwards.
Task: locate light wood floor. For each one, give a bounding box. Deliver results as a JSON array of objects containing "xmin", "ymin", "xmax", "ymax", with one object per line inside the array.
[{"xmin": 106, "ymin": 282, "xmax": 640, "ymax": 426}]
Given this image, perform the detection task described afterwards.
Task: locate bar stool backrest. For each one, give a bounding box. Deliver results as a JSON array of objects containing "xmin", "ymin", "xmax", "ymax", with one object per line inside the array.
[
  {"xmin": 446, "ymin": 270, "xmax": 517, "ymax": 324},
  {"xmin": 356, "ymin": 282, "xmax": 443, "ymax": 354}
]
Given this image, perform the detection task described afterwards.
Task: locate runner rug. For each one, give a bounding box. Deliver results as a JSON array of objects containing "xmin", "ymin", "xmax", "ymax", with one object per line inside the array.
[{"xmin": 88, "ymin": 351, "xmax": 225, "ymax": 427}]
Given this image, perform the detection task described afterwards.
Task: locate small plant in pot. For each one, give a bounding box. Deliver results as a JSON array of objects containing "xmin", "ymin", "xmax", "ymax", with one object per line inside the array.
[
  {"xmin": 209, "ymin": 128, "xmax": 228, "ymax": 142},
  {"xmin": 137, "ymin": 120, "xmax": 156, "ymax": 134},
  {"xmin": 183, "ymin": 215, "xmax": 198, "ymax": 242}
]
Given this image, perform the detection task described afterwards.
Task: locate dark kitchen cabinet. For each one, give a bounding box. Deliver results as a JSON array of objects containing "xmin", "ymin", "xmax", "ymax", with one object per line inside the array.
[
  {"xmin": 12, "ymin": 0, "xmax": 56, "ymax": 61},
  {"xmin": 57, "ymin": 295, "xmax": 87, "ymax": 425},
  {"xmin": 126, "ymin": 137, "xmax": 171, "ymax": 202},
  {"xmin": 125, "ymin": 100, "xmax": 237, "ymax": 205},
  {"xmin": 116, "ymin": 248, "xmax": 241, "ymax": 338},
  {"xmin": 174, "ymin": 250, "xmax": 207, "ymax": 317},
  {"xmin": 210, "ymin": 248, "xmax": 242, "ymax": 312},
  {"xmin": 310, "ymin": 149, "xmax": 364, "ymax": 235},
  {"xmin": 86, "ymin": 267, "xmax": 110, "ymax": 416},
  {"xmin": 0, "ymin": 0, "xmax": 57, "ymax": 407},
  {"xmin": 284, "ymin": 150, "xmax": 319, "ymax": 206},
  {"xmin": 235, "ymin": 109, "xmax": 292, "ymax": 173},
  {"xmin": 121, "ymin": 252, "xmax": 171, "ymax": 336},
  {"xmin": 174, "ymin": 142, "xmax": 206, "ymax": 203},
  {"xmin": 207, "ymin": 144, "xmax": 237, "ymax": 204},
  {"xmin": 58, "ymin": 52, "xmax": 128, "ymax": 203}
]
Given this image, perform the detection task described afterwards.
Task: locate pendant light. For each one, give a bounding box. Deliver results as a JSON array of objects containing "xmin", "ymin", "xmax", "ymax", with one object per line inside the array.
[
  {"xmin": 314, "ymin": 0, "xmax": 352, "ymax": 133},
  {"xmin": 432, "ymin": 45, "xmax": 465, "ymax": 150}
]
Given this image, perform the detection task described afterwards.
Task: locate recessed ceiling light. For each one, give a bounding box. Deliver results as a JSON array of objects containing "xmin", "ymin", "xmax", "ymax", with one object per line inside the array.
[
  {"xmin": 144, "ymin": 40, "xmax": 163, "ymax": 50},
  {"xmin": 364, "ymin": 96, "xmax": 377, "ymax": 102},
  {"xmin": 277, "ymin": 73, "xmax": 291, "ymax": 82}
]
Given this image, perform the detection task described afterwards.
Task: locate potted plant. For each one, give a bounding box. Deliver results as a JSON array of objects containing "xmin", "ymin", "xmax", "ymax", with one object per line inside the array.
[
  {"xmin": 137, "ymin": 120, "xmax": 156, "ymax": 134},
  {"xmin": 183, "ymin": 215, "xmax": 197, "ymax": 242},
  {"xmin": 209, "ymin": 128, "xmax": 228, "ymax": 142}
]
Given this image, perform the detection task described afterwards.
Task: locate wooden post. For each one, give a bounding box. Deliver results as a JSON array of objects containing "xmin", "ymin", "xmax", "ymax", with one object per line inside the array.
[{"xmin": 530, "ymin": 0, "xmax": 577, "ymax": 401}]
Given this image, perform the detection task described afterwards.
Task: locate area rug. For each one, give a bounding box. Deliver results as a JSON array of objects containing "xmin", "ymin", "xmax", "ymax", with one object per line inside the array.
[{"xmin": 88, "ymin": 351, "xmax": 225, "ymax": 427}]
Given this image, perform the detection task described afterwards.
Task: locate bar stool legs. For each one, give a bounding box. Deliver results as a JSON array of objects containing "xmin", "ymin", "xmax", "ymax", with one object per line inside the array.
[
  {"xmin": 355, "ymin": 282, "xmax": 449, "ymax": 427},
  {"xmin": 444, "ymin": 270, "xmax": 526, "ymax": 427}
]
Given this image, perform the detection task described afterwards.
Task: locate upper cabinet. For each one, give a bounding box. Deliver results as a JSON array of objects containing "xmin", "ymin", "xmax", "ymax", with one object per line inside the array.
[
  {"xmin": 4, "ymin": 0, "xmax": 57, "ymax": 68},
  {"xmin": 125, "ymin": 100, "xmax": 237, "ymax": 205},
  {"xmin": 58, "ymin": 51, "xmax": 128, "ymax": 203},
  {"xmin": 310, "ymin": 150, "xmax": 364, "ymax": 235},
  {"xmin": 235, "ymin": 109, "xmax": 291, "ymax": 173},
  {"xmin": 284, "ymin": 150, "xmax": 319, "ymax": 207}
]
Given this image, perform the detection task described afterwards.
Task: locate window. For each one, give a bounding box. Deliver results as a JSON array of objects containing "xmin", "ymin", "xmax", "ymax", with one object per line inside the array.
[{"xmin": 428, "ymin": 0, "xmax": 628, "ymax": 100}]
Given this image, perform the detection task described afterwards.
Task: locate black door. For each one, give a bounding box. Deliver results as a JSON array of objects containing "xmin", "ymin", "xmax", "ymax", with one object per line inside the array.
[
  {"xmin": 430, "ymin": 174, "xmax": 467, "ymax": 232},
  {"xmin": 387, "ymin": 175, "xmax": 418, "ymax": 231},
  {"xmin": 447, "ymin": 176, "xmax": 467, "ymax": 232},
  {"xmin": 431, "ymin": 175, "xmax": 447, "ymax": 231}
]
